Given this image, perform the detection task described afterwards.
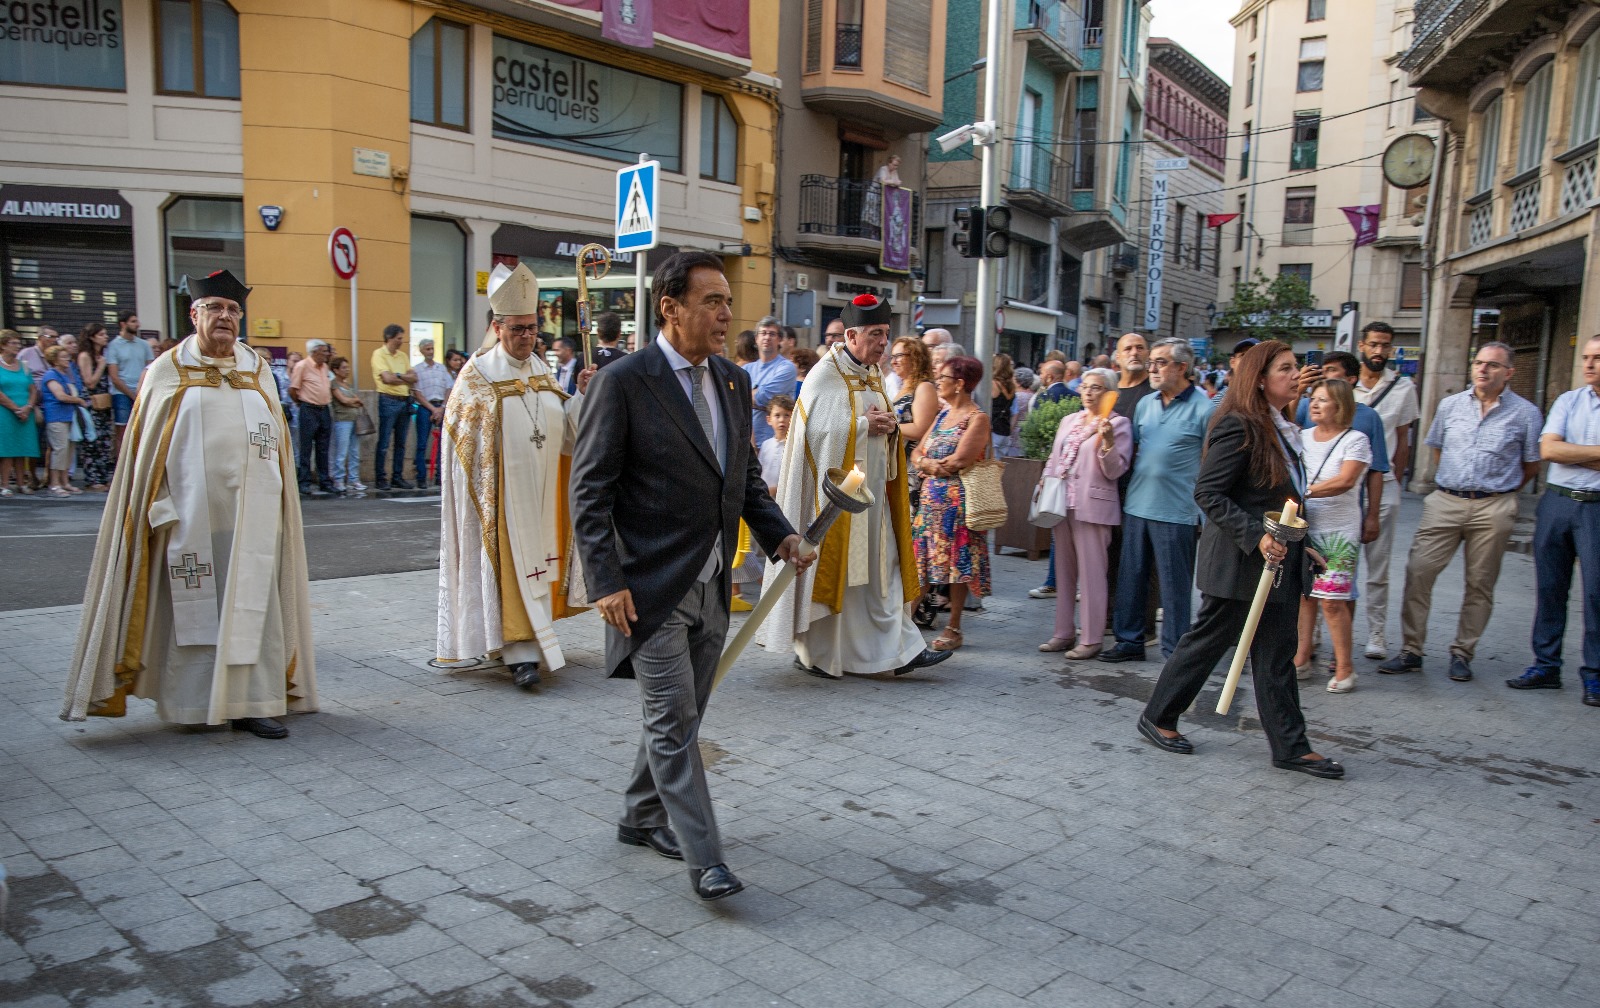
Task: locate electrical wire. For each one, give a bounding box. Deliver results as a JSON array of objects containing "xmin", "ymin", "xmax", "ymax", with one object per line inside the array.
[{"xmin": 1120, "ymin": 152, "xmax": 1383, "ymax": 207}]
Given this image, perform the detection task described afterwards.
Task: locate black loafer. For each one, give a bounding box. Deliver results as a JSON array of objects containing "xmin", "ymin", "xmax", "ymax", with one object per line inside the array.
[
  {"xmin": 690, "ymin": 864, "xmax": 744, "ymax": 901},
  {"xmin": 1377, "ymin": 651, "xmax": 1423, "ymax": 674},
  {"xmin": 617, "ymin": 824, "xmax": 683, "ymax": 860},
  {"xmin": 794, "ymin": 658, "xmax": 834, "ymax": 679},
  {"xmin": 230, "ymin": 717, "xmax": 288, "ymax": 739},
  {"xmin": 894, "ymin": 647, "xmax": 954, "ymax": 676},
  {"xmin": 1447, "ymin": 655, "xmax": 1473, "ymax": 682},
  {"xmin": 1506, "ymin": 667, "xmax": 1562, "ymax": 690},
  {"xmin": 1137, "ymin": 715, "xmax": 1193, "ymax": 754},
  {"xmin": 1273, "ymin": 754, "xmax": 1345, "ymax": 779},
  {"xmin": 510, "ymin": 662, "xmax": 541, "ymax": 689},
  {"xmin": 1098, "ymin": 646, "xmax": 1146, "ymax": 664}
]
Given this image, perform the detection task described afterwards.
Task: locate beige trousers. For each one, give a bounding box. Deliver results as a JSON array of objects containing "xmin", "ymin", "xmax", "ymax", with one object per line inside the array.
[{"xmin": 1398, "ymin": 490, "xmax": 1518, "ymax": 660}]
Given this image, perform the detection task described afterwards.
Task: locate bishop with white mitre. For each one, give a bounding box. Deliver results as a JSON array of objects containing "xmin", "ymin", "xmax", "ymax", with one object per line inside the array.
[
  {"xmin": 62, "ymin": 270, "xmax": 317, "ymax": 739},
  {"xmin": 759, "ymin": 293, "xmax": 949, "ymax": 678},
  {"xmin": 437, "ymin": 263, "xmax": 587, "ymax": 689}
]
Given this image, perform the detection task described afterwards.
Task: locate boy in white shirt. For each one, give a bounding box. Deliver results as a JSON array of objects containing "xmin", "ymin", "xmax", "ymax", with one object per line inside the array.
[{"xmin": 759, "ymin": 395, "xmax": 793, "ymax": 496}]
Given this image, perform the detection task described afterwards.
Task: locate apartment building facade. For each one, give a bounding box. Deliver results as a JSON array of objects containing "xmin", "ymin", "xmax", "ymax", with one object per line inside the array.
[
  {"xmin": 0, "ymin": 0, "xmax": 779, "ymax": 365},
  {"xmin": 1217, "ymin": 0, "xmax": 1435, "ymax": 355}
]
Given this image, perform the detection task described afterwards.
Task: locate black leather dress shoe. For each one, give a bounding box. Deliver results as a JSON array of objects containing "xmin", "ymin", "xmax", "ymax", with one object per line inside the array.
[
  {"xmin": 1137, "ymin": 715, "xmax": 1193, "ymax": 754},
  {"xmin": 617, "ymin": 824, "xmax": 683, "ymax": 860},
  {"xmin": 1506, "ymin": 667, "xmax": 1562, "ymax": 690},
  {"xmin": 893, "ymin": 647, "xmax": 953, "ymax": 676},
  {"xmin": 510, "ymin": 662, "xmax": 541, "ymax": 689},
  {"xmin": 230, "ymin": 717, "xmax": 289, "ymax": 739},
  {"xmin": 690, "ymin": 864, "xmax": 744, "ymax": 900},
  {"xmin": 1377, "ymin": 651, "xmax": 1423, "ymax": 674},
  {"xmin": 1273, "ymin": 754, "xmax": 1345, "ymax": 779},
  {"xmin": 1098, "ymin": 646, "xmax": 1146, "ymax": 664}
]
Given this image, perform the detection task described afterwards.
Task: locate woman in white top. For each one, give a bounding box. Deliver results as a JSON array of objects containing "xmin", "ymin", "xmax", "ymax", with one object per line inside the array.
[{"xmin": 1293, "ymin": 379, "xmax": 1371, "ymax": 693}]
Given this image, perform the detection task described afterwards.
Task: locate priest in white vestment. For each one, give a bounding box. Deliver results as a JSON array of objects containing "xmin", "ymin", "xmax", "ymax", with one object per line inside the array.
[
  {"xmin": 759, "ymin": 294, "xmax": 949, "ymax": 678},
  {"xmin": 62, "ymin": 270, "xmax": 317, "ymax": 738},
  {"xmin": 437, "ymin": 263, "xmax": 588, "ymax": 689}
]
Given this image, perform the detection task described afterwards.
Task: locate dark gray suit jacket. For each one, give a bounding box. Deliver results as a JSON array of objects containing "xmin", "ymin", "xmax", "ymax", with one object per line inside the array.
[
  {"xmin": 569, "ymin": 340, "xmax": 795, "ymax": 677},
  {"xmin": 1194, "ymin": 412, "xmax": 1311, "ymax": 601}
]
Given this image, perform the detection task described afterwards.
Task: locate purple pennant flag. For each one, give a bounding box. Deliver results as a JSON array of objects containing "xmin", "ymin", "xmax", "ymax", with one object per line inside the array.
[
  {"xmin": 880, "ymin": 186, "xmax": 912, "ymax": 274},
  {"xmin": 603, "ymin": 0, "xmax": 654, "ymax": 49},
  {"xmin": 1340, "ymin": 205, "xmax": 1382, "ymax": 247}
]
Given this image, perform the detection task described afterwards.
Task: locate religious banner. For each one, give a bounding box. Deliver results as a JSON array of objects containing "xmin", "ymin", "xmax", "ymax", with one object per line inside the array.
[
  {"xmin": 1340, "ymin": 205, "xmax": 1382, "ymax": 247},
  {"xmin": 880, "ymin": 186, "xmax": 912, "ymax": 274},
  {"xmin": 602, "ymin": 0, "xmax": 654, "ymax": 49}
]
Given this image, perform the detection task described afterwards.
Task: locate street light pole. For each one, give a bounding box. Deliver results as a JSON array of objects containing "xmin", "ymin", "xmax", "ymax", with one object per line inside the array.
[{"xmin": 972, "ymin": 0, "xmax": 1005, "ymax": 409}]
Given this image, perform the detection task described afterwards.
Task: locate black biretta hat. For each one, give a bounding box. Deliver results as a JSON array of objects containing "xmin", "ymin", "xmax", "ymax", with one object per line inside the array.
[
  {"xmin": 841, "ymin": 293, "xmax": 892, "ymax": 329},
  {"xmin": 187, "ymin": 269, "xmax": 251, "ymax": 305}
]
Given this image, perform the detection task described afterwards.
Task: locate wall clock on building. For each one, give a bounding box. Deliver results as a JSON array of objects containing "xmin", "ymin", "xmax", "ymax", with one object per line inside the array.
[{"xmin": 1382, "ymin": 133, "xmax": 1436, "ymax": 189}]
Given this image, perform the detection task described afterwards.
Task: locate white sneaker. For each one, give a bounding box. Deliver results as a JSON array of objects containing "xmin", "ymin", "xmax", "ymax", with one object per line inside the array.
[
  {"xmin": 1028, "ymin": 585, "xmax": 1056, "ymax": 599},
  {"xmin": 350, "ymin": 480, "xmax": 368, "ymax": 491},
  {"xmin": 1364, "ymin": 631, "xmax": 1387, "ymax": 659}
]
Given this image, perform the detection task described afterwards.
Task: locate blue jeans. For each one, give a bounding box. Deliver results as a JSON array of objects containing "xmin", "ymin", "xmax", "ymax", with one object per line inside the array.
[
  {"xmin": 1043, "ymin": 540, "xmax": 1056, "ymax": 588},
  {"xmin": 111, "ymin": 392, "xmax": 134, "ymax": 425},
  {"xmin": 414, "ymin": 402, "xmax": 440, "ymax": 483},
  {"xmin": 330, "ymin": 419, "xmax": 359, "ymax": 486},
  {"xmin": 1113, "ymin": 514, "xmax": 1199, "ymax": 658},
  {"xmin": 375, "ymin": 394, "xmax": 411, "ymax": 483},
  {"xmin": 1531, "ymin": 490, "xmax": 1600, "ymax": 676}
]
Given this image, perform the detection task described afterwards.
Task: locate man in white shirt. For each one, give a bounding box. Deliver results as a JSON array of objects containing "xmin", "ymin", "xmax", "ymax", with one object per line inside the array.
[
  {"xmin": 1349, "ymin": 322, "xmax": 1420, "ymax": 659},
  {"xmin": 411, "ymin": 337, "xmax": 453, "ymax": 487}
]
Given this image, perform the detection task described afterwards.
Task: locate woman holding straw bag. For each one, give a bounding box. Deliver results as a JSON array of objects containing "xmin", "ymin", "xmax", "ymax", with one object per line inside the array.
[
  {"xmin": 1036, "ymin": 367, "xmax": 1130, "ymax": 659},
  {"xmin": 911, "ymin": 356, "xmax": 992, "ymax": 654}
]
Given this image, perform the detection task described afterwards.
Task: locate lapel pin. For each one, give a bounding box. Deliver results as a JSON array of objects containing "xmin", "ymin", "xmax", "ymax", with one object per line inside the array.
[{"xmin": 727, "ymin": 380, "xmax": 734, "ymax": 390}]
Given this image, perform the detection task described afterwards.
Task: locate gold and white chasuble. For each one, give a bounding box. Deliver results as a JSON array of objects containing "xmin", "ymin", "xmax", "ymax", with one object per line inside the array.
[
  {"xmin": 62, "ymin": 337, "xmax": 317, "ymax": 724},
  {"xmin": 436, "ymin": 344, "xmax": 586, "ymax": 669},
  {"xmin": 759, "ymin": 346, "xmax": 923, "ymax": 676}
]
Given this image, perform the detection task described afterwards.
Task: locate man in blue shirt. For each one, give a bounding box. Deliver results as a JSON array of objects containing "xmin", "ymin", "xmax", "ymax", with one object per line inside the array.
[
  {"xmin": 1508, "ymin": 335, "xmax": 1600, "ymax": 705},
  {"xmin": 745, "ymin": 316, "xmax": 796, "ymax": 446},
  {"xmin": 1100, "ymin": 338, "xmax": 1215, "ymax": 663},
  {"xmin": 1379, "ymin": 341, "xmax": 1544, "ymax": 682}
]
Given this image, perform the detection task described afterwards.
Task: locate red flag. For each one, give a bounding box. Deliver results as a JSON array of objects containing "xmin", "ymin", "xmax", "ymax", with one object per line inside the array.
[
  {"xmin": 1205, "ymin": 213, "xmax": 1240, "ymax": 229},
  {"xmin": 1340, "ymin": 205, "xmax": 1382, "ymax": 247}
]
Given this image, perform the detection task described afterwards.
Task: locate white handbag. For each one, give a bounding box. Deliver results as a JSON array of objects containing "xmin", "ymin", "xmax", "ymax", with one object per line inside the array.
[{"xmin": 1029, "ymin": 475, "xmax": 1068, "ymax": 528}]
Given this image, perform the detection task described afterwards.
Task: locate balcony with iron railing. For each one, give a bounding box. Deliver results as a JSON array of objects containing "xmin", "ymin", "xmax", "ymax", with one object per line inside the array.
[
  {"xmin": 1080, "ymin": 24, "xmax": 1103, "ymax": 71},
  {"xmin": 834, "ymin": 23, "xmax": 863, "ymax": 69},
  {"xmin": 1005, "ymin": 141, "xmax": 1074, "ymax": 217},
  {"xmin": 1402, "ymin": 0, "xmax": 1547, "ymax": 87},
  {"xmin": 796, "ymin": 175, "xmax": 923, "ymax": 263},
  {"xmin": 1017, "ymin": 0, "xmax": 1084, "ymax": 73}
]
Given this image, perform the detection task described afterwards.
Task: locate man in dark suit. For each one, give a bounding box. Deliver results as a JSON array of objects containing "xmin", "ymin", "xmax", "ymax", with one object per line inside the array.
[{"xmin": 570, "ymin": 251, "xmax": 810, "ymax": 900}]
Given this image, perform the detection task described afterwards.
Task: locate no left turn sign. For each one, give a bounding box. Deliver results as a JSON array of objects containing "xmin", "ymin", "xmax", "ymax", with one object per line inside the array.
[{"xmin": 329, "ymin": 227, "xmax": 358, "ymax": 279}]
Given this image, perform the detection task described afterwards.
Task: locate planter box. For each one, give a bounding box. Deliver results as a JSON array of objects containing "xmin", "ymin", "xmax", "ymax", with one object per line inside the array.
[{"xmin": 993, "ymin": 456, "xmax": 1052, "ymax": 560}]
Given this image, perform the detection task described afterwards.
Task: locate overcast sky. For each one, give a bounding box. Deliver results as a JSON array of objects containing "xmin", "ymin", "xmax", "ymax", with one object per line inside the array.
[{"xmin": 1146, "ymin": 0, "xmax": 1237, "ymax": 80}]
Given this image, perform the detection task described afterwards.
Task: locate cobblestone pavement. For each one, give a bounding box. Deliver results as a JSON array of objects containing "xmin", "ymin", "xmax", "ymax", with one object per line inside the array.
[{"xmin": 2, "ymin": 492, "xmax": 1595, "ymax": 1008}]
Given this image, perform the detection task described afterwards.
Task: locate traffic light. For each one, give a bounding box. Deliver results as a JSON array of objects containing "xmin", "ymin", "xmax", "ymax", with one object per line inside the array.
[
  {"xmin": 952, "ymin": 204, "xmax": 985, "ymax": 259},
  {"xmin": 982, "ymin": 205, "xmax": 1012, "ymax": 258}
]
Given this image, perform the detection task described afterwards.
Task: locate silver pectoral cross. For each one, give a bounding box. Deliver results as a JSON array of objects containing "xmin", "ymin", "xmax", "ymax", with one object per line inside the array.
[
  {"xmin": 250, "ymin": 423, "xmax": 278, "ymax": 460},
  {"xmin": 169, "ymin": 553, "xmax": 214, "ymax": 590},
  {"xmin": 530, "ymin": 428, "xmax": 547, "ymax": 449}
]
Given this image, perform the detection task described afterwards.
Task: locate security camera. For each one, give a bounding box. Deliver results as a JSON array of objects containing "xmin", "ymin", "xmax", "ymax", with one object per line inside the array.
[{"xmin": 938, "ymin": 124, "xmax": 976, "ymax": 154}]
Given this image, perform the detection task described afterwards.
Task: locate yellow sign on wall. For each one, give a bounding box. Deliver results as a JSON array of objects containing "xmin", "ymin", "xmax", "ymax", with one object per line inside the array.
[
  {"xmin": 476, "ymin": 270, "xmax": 489, "ymax": 295},
  {"xmin": 253, "ymin": 318, "xmax": 282, "ymax": 339}
]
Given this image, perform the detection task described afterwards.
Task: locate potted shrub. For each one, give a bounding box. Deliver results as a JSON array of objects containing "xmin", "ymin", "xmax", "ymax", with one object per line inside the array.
[{"xmin": 994, "ymin": 394, "xmax": 1079, "ymax": 558}]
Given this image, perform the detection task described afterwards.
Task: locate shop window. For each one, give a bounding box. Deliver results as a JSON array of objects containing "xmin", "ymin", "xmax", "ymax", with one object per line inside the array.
[
  {"xmin": 1475, "ymin": 96, "xmax": 1502, "ymax": 194},
  {"xmin": 0, "ymin": 0, "xmax": 125, "ymax": 91},
  {"xmin": 411, "ymin": 18, "xmax": 470, "ymax": 131},
  {"xmin": 1572, "ymin": 31, "xmax": 1600, "ymax": 148},
  {"xmin": 165, "ymin": 198, "xmax": 244, "ymax": 333},
  {"xmin": 411, "ymin": 217, "xmax": 467, "ymax": 353},
  {"xmin": 1284, "ymin": 187, "xmax": 1316, "ymax": 245},
  {"xmin": 1516, "ymin": 62, "xmax": 1553, "ymax": 173},
  {"xmin": 923, "ymin": 229, "xmax": 945, "ymax": 295},
  {"xmin": 1297, "ymin": 38, "xmax": 1326, "ymax": 93},
  {"xmin": 1291, "ymin": 112, "xmax": 1320, "ymax": 171},
  {"xmin": 157, "ymin": 0, "xmax": 241, "ymax": 99},
  {"xmin": 700, "ymin": 93, "xmax": 738, "ymax": 184},
  {"xmin": 1398, "ymin": 261, "xmax": 1423, "ymax": 311}
]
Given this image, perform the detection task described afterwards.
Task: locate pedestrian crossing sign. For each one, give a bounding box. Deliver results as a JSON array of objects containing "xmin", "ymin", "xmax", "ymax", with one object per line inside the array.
[{"xmin": 615, "ymin": 160, "xmax": 659, "ymax": 253}]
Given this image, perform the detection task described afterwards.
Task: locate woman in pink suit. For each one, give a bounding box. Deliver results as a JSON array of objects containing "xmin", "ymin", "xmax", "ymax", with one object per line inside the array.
[{"xmin": 1038, "ymin": 368, "xmax": 1131, "ymax": 659}]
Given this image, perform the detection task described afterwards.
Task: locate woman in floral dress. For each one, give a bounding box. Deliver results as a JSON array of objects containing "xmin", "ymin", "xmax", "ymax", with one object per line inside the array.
[
  {"xmin": 911, "ymin": 355, "xmax": 992, "ymax": 654},
  {"xmin": 1292, "ymin": 378, "xmax": 1371, "ymax": 693},
  {"xmin": 74, "ymin": 323, "xmax": 116, "ymax": 491}
]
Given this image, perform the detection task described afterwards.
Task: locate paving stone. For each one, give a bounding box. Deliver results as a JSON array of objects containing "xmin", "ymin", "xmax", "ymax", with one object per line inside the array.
[
  {"xmin": 127, "ymin": 913, "xmax": 223, "ymax": 954},
  {"xmin": 390, "ymin": 944, "xmax": 499, "ymax": 995}
]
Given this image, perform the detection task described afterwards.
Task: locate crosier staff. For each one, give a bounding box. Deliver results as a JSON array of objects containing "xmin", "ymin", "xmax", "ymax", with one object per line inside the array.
[{"xmin": 574, "ymin": 243, "xmax": 612, "ymax": 366}]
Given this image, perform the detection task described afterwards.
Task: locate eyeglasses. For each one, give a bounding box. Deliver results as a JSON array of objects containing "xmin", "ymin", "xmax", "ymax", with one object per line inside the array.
[
  {"xmin": 500, "ymin": 324, "xmax": 537, "ymax": 336},
  {"xmin": 1472, "ymin": 359, "xmax": 1509, "ymax": 370},
  {"xmin": 890, "ymin": 353, "xmax": 908, "ymax": 361},
  {"xmin": 195, "ymin": 302, "xmax": 242, "ymax": 318},
  {"xmin": 934, "ymin": 374, "xmax": 958, "ymax": 383},
  {"xmin": 1148, "ymin": 358, "xmax": 1180, "ymax": 369}
]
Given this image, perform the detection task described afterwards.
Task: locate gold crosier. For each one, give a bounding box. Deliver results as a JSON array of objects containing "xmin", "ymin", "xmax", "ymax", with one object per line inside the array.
[{"xmin": 573, "ymin": 243, "xmax": 612, "ymax": 365}]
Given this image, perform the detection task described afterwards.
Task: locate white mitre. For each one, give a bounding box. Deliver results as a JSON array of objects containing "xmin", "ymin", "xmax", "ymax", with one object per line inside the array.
[{"xmin": 489, "ymin": 263, "xmax": 540, "ymax": 316}]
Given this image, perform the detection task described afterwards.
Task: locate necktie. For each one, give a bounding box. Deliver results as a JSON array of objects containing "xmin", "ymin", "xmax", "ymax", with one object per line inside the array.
[{"xmin": 689, "ymin": 365, "xmax": 717, "ymax": 467}]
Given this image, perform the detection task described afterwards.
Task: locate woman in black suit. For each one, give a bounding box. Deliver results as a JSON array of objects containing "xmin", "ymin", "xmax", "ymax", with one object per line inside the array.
[{"xmin": 1137, "ymin": 340, "xmax": 1345, "ymax": 779}]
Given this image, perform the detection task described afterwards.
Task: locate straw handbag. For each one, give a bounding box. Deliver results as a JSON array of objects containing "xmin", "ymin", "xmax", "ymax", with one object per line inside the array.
[{"xmin": 960, "ymin": 456, "xmax": 1008, "ymax": 531}]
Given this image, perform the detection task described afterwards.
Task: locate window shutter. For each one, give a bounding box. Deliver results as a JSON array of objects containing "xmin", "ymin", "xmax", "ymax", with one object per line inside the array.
[
  {"xmin": 805, "ymin": 0, "xmax": 822, "ymax": 73},
  {"xmin": 884, "ymin": 0, "xmax": 932, "ymax": 91}
]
